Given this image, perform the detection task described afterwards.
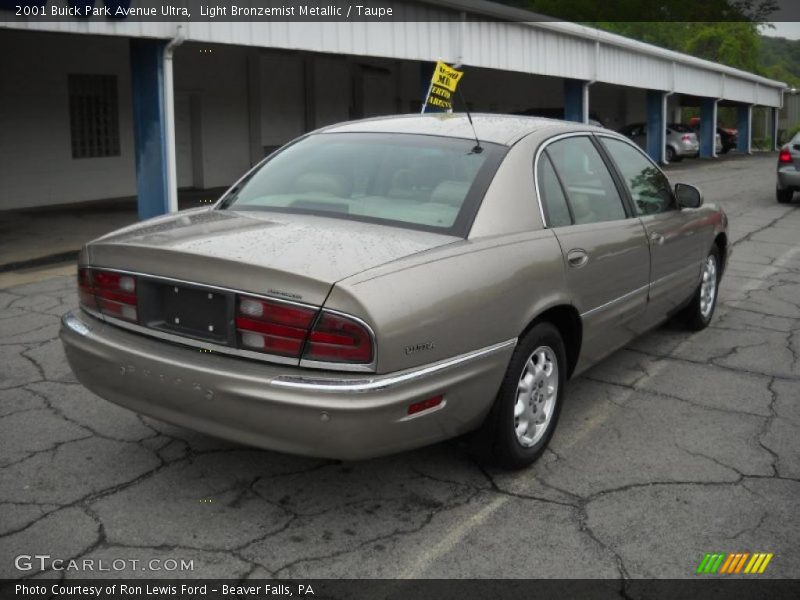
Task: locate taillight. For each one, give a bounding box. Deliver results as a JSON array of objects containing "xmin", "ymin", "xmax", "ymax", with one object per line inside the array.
[
  {"xmin": 682, "ymin": 134, "xmax": 692, "ymax": 142},
  {"xmin": 78, "ymin": 268, "xmax": 138, "ymax": 322},
  {"xmin": 779, "ymin": 149, "xmax": 792, "ymax": 163},
  {"xmin": 78, "ymin": 268, "xmax": 96, "ymax": 311},
  {"xmin": 235, "ymin": 294, "xmax": 374, "ymax": 364},
  {"xmin": 236, "ymin": 295, "xmax": 316, "ymax": 358},
  {"xmin": 305, "ymin": 312, "xmax": 373, "ymax": 364}
]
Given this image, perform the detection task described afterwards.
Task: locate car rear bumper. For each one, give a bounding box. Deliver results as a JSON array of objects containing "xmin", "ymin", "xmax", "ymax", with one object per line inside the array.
[
  {"xmin": 777, "ymin": 167, "xmax": 800, "ymax": 190},
  {"xmin": 60, "ymin": 311, "xmax": 515, "ymax": 460},
  {"xmin": 675, "ymin": 143, "xmax": 699, "ymax": 157}
]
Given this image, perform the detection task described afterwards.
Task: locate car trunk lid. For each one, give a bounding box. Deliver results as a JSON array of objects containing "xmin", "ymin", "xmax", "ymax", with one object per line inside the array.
[{"xmin": 86, "ymin": 208, "xmax": 458, "ymax": 306}]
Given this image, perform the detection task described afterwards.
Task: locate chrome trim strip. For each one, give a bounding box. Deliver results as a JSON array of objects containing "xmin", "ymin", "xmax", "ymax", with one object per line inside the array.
[
  {"xmin": 579, "ymin": 259, "xmax": 704, "ymax": 318},
  {"xmin": 84, "ymin": 266, "xmax": 320, "ymax": 311},
  {"xmin": 63, "ymin": 312, "xmax": 90, "ymax": 337},
  {"xmin": 271, "ymin": 338, "xmax": 518, "ymax": 393},
  {"xmin": 649, "ymin": 260, "xmax": 704, "ymax": 290},
  {"xmin": 92, "ymin": 310, "xmax": 303, "ymax": 367},
  {"xmin": 580, "ymin": 283, "xmax": 649, "ymax": 318},
  {"xmin": 78, "ymin": 267, "xmax": 378, "ymax": 373}
]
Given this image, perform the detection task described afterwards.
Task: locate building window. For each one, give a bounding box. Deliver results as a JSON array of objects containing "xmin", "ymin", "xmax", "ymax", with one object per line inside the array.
[{"xmin": 68, "ymin": 74, "xmax": 120, "ymax": 159}]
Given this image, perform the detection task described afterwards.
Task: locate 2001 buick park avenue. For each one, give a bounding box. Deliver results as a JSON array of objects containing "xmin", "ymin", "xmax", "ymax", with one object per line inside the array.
[{"xmin": 61, "ymin": 115, "xmax": 729, "ymax": 468}]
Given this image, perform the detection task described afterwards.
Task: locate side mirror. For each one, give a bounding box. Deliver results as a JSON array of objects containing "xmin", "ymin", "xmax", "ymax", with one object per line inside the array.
[{"xmin": 675, "ymin": 183, "xmax": 703, "ymax": 209}]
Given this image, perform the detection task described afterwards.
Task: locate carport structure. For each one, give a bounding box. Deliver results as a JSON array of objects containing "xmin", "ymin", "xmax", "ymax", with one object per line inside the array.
[{"xmin": 0, "ymin": 0, "xmax": 786, "ymax": 219}]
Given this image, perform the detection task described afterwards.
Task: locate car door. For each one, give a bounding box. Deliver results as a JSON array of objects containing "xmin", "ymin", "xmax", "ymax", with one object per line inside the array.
[
  {"xmin": 538, "ymin": 134, "xmax": 651, "ymax": 372},
  {"xmin": 598, "ymin": 135, "xmax": 703, "ymax": 327}
]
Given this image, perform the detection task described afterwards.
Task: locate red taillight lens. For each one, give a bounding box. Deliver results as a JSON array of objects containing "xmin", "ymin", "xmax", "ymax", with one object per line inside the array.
[
  {"xmin": 779, "ymin": 149, "xmax": 792, "ymax": 163},
  {"xmin": 305, "ymin": 312, "xmax": 373, "ymax": 364},
  {"xmin": 78, "ymin": 268, "xmax": 96, "ymax": 310},
  {"xmin": 236, "ymin": 295, "xmax": 317, "ymax": 358},
  {"xmin": 235, "ymin": 294, "xmax": 373, "ymax": 364},
  {"xmin": 78, "ymin": 268, "xmax": 138, "ymax": 322},
  {"xmin": 681, "ymin": 134, "xmax": 692, "ymax": 142}
]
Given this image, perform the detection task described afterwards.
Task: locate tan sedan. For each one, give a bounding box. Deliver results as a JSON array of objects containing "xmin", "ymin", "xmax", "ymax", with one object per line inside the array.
[{"xmin": 60, "ymin": 114, "xmax": 729, "ymax": 468}]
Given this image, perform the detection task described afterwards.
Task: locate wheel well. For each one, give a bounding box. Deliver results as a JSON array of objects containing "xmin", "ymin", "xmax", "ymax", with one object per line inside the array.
[
  {"xmin": 714, "ymin": 232, "xmax": 728, "ymax": 274},
  {"xmin": 525, "ymin": 305, "xmax": 582, "ymax": 379}
]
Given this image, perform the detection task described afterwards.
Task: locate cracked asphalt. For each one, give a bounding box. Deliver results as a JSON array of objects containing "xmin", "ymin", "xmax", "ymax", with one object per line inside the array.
[{"xmin": 1, "ymin": 154, "xmax": 798, "ymax": 582}]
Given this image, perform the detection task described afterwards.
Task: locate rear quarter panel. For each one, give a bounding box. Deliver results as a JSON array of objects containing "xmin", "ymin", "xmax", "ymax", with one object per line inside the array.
[{"xmin": 328, "ymin": 230, "xmax": 568, "ymax": 374}]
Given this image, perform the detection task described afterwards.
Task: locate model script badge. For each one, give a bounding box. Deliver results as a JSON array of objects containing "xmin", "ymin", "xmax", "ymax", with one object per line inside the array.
[{"xmin": 405, "ymin": 342, "xmax": 435, "ymax": 355}]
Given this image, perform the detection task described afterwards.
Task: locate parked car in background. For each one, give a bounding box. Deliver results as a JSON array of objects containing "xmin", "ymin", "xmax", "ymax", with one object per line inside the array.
[
  {"xmin": 689, "ymin": 117, "xmax": 738, "ymax": 153},
  {"xmin": 60, "ymin": 114, "xmax": 729, "ymax": 469},
  {"xmin": 618, "ymin": 122, "xmax": 700, "ymax": 162},
  {"xmin": 777, "ymin": 132, "xmax": 800, "ymax": 203}
]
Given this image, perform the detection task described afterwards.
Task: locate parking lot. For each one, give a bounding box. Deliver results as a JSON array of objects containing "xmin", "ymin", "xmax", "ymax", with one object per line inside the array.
[{"xmin": 0, "ymin": 153, "xmax": 798, "ymax": 581}]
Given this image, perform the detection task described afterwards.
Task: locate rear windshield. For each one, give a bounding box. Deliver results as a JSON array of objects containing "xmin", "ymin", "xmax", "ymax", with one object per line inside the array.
[
  {"xmin": 218, "ymin": 132, "xmax": 507, "ymax": 236},
  {"xmin": 669, "ymin": 124, "xmax": 694, "ymax": 133}
]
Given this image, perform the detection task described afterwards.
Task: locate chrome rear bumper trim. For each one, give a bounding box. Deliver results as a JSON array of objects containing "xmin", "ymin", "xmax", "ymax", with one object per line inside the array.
[{"xmin": 271, "ymin": 338, "xmax": 518, "ymax": 393}]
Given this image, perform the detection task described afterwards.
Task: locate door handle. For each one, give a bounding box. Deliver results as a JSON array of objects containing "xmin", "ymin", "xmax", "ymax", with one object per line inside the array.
[
  {"xmin": 567, "ymin": 249, "xmax": 589, "ymax": 268},
  {"xmin": 649, "ymin": 232, "xmax": 665, "ymax": 245}
]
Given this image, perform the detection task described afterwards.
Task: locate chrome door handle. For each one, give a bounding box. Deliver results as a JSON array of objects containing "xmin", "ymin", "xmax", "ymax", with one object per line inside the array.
[
  {"xmin": 567, "ymin": 249, "xmax": 589, "ymax": 268},
  {"xmin": 649, "ymin": 232, "xmax": 665, "ymax": 245}
]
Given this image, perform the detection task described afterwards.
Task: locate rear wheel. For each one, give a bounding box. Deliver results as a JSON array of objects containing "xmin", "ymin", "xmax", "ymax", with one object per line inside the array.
[
  {"xmin": 666, "ymin": 146, "xmax": 677, "ymax": 162},
  {"xmin": 777, "ymin": 187, "xmax": 793, "ymax": 204},
  {"xmin": 683, "ymin": 246, "xmax": 720, "ymax": 331},
  {"xmin": 484, "ymin": 322, "xmax": 566, "ymax": 469}
]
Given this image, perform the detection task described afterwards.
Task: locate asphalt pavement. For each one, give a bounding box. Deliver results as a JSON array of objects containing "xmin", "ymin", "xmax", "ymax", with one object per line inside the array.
[{"xmin": 1, "ymin": 153, "xmax": 798, "ymax": 583}]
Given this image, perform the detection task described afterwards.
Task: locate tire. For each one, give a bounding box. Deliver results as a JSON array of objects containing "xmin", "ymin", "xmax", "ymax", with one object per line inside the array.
[
  {"xmin": 684, "ymin": 246, "xmax": 721, "ymax": 331},
  {"xmin": 776, "ymin": 188, "xmax": 793, "ymax": 204},
  {"xmin": 666, "ymin": 146, "xmax": 677, "ymax": 162},
  {"xmin": 721, "ymin": 146, "xmax": 730, "ymax": 154},
  {"xmin": 482, "ymin": 322, "xmax": 567, "ymax": 469}
]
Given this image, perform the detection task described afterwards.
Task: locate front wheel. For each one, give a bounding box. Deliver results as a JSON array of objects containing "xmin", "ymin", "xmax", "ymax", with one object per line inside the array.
[
  {"xmin": 683, "ymin": 246, "xmax": 721, "ymax": 331},
  {"xmin": 484, "ymin": 322, "xmax": 566, "ymax": 469}
]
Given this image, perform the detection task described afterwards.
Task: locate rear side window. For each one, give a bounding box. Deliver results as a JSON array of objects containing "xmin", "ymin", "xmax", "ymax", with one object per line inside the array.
[
  {"xmin": 546, "ymin": 137, "xmax": 627, "ymax": 225},
  {"xmin": 537, "ymin": 154, "xmax": 572, "ymax": 227},
  {"xmin": 600, "ymin": 137, "xmax": 675, "ymax": 215}
]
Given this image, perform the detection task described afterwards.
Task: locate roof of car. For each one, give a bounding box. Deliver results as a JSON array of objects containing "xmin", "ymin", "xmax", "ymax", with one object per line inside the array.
[{"xmin": 318, "ymin": 113, "xmax": 597, "ymax": 146}]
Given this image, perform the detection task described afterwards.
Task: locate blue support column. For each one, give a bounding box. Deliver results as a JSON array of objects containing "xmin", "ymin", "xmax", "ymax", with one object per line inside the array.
[
  {"xmin": 646, "ymin": 90, "xmax": 666, "ymax": 164},
  {"xmin": 699, "ymin": 98, "xmax": 717, "ymax": 159},
  {"xmin": 130, "ymin": 39, "xmax": 169, "ymax": 220},
  {"xmin": 563, "ymin": 79, "xmax": 586, "ymax": 123},
  {"xmin": 737, "ymin": 104, "xmax": 751, "ymax": 154}
]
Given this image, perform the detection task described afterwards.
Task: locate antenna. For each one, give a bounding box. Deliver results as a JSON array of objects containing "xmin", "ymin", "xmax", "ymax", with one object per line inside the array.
[{"xmin": 457, "ymin": 85, "xmax": 482, "ymax": 153}]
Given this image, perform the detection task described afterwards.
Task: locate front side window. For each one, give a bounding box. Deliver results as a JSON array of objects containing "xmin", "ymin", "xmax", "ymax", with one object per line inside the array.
[
  {"xmin": 219, "ymin": 133, "xmax": 506, "ymax": 236},
  {"xmin": 600, "ymin": 137, "xmax": 675, "ymax": 215},
  {"xmin": 545, "ymin": 136, "xmax": 627, "ymax": 225}
]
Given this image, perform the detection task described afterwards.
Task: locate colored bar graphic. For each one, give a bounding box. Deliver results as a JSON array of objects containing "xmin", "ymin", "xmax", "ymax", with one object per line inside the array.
[
  {"xmin": 719, "ymin": 554, "xmax": 735, "ymax": 573},
  {"xmin": 697, "ymin": 552, "xmax": 773, "ymax": 575},
  {"xmin": 734, "ymin": 553, "xmax": 749, "ymax": 573},
  {"xmin": 758, "ymin": 554, "xmax": 773, "ymax": 573},
  {"xmin": 696, "ymin": 554, "xmax": 711, "ymax": 574}
]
